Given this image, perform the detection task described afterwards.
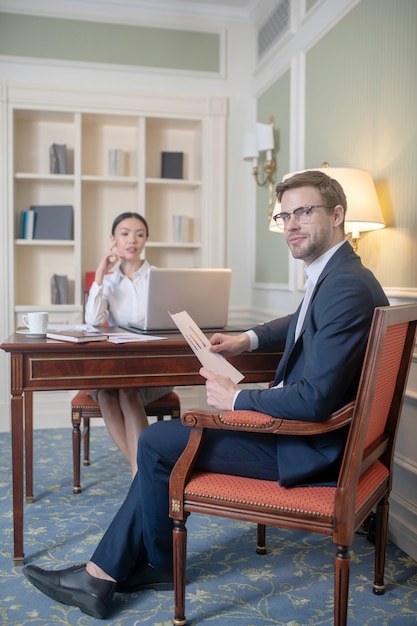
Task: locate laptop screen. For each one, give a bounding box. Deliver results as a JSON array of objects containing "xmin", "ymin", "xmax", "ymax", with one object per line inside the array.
[{"xmin": 128, "ymin": 267, "xmax": 232, "ymax": 332}]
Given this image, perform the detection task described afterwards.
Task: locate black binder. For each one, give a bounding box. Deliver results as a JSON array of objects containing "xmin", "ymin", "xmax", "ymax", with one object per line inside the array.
[
  {"xmin": 31, "ymin": 205, "xmax": 73, "ymax": 240},
  {"xmin": 161, "ymin": 152, "xmax": 183, "ymax": 179}
]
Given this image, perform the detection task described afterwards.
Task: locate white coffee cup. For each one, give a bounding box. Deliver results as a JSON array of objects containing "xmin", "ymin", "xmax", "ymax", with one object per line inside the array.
[{"xmin": 22, "ymin": 312, "xmax": 49, "ymax": 335}]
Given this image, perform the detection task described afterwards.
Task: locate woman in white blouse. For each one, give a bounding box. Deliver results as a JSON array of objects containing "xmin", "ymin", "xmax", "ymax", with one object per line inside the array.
[{"xmin": 85, "ymin": 212, "xmax": 173, "ymax": 477}]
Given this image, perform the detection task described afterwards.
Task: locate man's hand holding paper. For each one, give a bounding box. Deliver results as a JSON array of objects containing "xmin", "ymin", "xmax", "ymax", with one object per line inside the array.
[
  {"xmin": 199, "ymin": 366, "xmax": 240, "ymax": 411},
  {"xmin": 169, "ymin": 311, "xmax": 244, "ymax": 385}
]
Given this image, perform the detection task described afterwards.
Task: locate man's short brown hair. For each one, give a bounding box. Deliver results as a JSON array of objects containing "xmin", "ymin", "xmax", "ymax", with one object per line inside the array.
[{"xmin": 275, "ymin": 171, "xmax": 347, "ymax": 215}]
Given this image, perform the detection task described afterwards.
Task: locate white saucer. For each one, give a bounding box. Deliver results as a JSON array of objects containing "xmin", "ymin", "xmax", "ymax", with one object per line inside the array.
[{"xmin": 16, "ymin": 330, "xmax": 46, "ymax": 338}]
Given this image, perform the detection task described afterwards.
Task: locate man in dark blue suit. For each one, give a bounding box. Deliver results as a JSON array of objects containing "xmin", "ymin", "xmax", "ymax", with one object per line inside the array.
[{"xmin": 23, "ymin": 171, "xmax": 389, "ymax": 619}]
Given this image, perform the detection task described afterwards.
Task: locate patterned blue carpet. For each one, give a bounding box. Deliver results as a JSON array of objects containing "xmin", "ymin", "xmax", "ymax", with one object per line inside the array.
[{"xmin": 1, "ymin": 427, "xmax": 416, "ymax": 625}]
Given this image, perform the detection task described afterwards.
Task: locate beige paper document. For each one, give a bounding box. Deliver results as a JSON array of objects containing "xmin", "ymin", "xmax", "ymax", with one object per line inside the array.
[{"xmin": 169, "ymin": 310, "xmax": 244, "ymax": 384}]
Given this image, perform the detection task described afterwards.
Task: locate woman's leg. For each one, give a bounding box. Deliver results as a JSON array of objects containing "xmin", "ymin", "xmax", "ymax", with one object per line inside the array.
[
  {"xmin": 98, "ymin": 388, "xmax": 148, "ymax": 477},
  {"xmin": 98, "ymin": 387, "xmax": 173, "ymax": 478},
  {"xmin": 97, "ymin": 389, "xmax": 131, "ymax": 464},
  {"xmin": 118, "ymin": 388, "xmax": 149, "ymax": 476}
]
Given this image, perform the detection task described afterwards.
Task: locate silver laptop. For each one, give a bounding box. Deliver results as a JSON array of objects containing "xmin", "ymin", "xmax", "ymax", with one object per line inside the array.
[{"xmin": 126, "ymin": 267, "xmax": 232, "ymax": 333}]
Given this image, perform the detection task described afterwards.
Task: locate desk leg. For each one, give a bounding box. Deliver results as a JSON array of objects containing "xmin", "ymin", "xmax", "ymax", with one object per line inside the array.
[
  {"xmin": 11, "ymin": 393, "xmax": 25, "ymax": 565},
  {"xmin": 25, "ymin": 391, "xmax": 34, "ymax": 503}
]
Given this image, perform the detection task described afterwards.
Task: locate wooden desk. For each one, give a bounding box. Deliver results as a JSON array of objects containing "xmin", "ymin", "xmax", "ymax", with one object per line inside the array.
[{"xmin": 1, "ymin": 332, "xmax": 282, "ymax": 564}]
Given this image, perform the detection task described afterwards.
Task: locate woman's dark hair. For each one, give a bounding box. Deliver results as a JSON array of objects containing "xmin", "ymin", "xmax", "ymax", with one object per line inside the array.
[{"xmin": 111, "ymin": 212, "xmax": 149, "ymax": 237}]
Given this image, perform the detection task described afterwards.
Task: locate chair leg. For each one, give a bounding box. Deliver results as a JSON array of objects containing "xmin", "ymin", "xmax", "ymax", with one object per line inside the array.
[
  {"xmin": 334, "ymin": 543, "xmax": 350, "ymax": 626},
  {"xmin": 155, "ymin": 408, "xmax": 180, "ymax": 422},
  {"xmin": 83, "ymin": 417, "xmax": 91, "ymax": 466},
  {"xmin": 172, "ymin": 407, "xmax": 181, "ymax": 419},
  {"xmin": 373, "ymin": 496, "xmax": 389, "ymax": 595},
  {"xmin": 72, "ymin": 409, "xmax": 82, "ymax": 494},
  {"xmin": 172, "ymin": 518, "xmax": 187, "ymax": 626},
  {"xmin": 256, "ymin": 523, "xmax": 267, "ymax": 554}
]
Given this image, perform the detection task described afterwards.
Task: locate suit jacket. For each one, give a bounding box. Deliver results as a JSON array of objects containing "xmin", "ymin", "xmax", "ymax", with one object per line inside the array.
[{"xmin": 234, "ymin": 241, "xmax": 389, "ymax": 486}]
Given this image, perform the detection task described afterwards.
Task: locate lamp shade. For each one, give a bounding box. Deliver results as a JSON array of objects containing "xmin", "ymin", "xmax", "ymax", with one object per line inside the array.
[
  {"xmin": 242, "ymin": 131, "xmax": 258, "ymax": 161},
  {"xmin": 256, "ymin": 122, "xmax": 274, "ymax": 153},
  {"xmin": 269, "ymin": 167, "xmax": 385, "ymax": 239}
]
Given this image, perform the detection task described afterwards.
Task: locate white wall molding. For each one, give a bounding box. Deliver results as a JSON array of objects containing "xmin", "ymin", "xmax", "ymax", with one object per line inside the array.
[
  {"xmin": 394, "ymin": 451, "xmax": 417, "ymax": 478},
  {"xmin": 390, "ymin": 489, "xmax": 417, "ymax": 562},
  {"xmin": 253, "ymin": 0, "xmax": 361, "ymax": 98},
  {"xmin": 5, "ymin": 82, "xmax": 229, "ymax": 116},
  {"xmin": 0, "ymin": 0, "xmax": 258, "ymax": 26},
  {"xmin": 384, "ymin": 288, "xmax": 417, "ymax": 302}
]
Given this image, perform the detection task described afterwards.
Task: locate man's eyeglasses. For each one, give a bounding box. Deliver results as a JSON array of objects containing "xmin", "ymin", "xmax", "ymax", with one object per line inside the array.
[{"xmin": 272, "ymin": 205, "xmax": 334, "ymax": 230}]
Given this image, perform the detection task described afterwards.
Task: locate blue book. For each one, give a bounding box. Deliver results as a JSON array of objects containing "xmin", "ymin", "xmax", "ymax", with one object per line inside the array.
[
  {"xmin": 20, "ymin": 211, "xmax": 27, "ymax": 239},
  {"xmin": 25, "ymin": 210, "xmax": 35, "ymax": 239}
]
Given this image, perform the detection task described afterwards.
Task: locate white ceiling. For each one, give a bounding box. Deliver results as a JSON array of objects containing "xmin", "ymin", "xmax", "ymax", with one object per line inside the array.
[{"xmin": 0, "ymin": 0, "xmax": 265, "ymax": 23}]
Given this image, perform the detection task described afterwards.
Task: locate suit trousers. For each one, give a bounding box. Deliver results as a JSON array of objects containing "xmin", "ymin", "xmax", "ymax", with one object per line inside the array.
[{"xmin": 91, "ymin": 418, "xmax": 279, "ymax": 581}]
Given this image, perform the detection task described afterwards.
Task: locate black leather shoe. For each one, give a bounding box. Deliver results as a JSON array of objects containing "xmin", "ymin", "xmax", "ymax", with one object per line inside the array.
[
  {"xmin": 116, "ymin": 562, "xmax": 174, "ymax": 593},
  {"xmin": 22, "ymin": 563, "xmax": 116, "ymax": 619}
]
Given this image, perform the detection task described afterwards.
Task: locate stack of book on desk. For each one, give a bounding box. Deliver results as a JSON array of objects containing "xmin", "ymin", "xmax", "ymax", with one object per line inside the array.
[{"xmin": 46, "ymin": 329, "xmax": 108, "ymax": 343}]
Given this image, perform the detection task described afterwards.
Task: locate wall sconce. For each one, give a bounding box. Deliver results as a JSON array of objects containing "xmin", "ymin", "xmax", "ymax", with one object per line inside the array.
[
  {"xmin": 243, "ymin": 117, "xmax": 276, "ymax": 220},
  {"xmin": 269, "ymin": 164, "xmax": 385, "ymax": 251}
]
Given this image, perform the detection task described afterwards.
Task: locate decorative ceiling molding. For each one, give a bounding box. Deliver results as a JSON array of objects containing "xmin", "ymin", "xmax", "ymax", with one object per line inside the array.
[{"xmin": 0, "ymin": 0, "xmax": 265, "ymax": 25}]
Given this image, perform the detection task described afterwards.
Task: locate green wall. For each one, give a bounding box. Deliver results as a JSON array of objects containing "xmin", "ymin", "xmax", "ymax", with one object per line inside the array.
[
  {"xmin": 0, "ymin": 13, "xmax": 220, "ymax": 72},
  {"xmin": 306, "ymin": 0, "xmax": 320, "ymax": 12},
  {"xmin": 255, "ymin": 0, "xmax": 417, "ymax": 289},
  {"xmin": 305, "ymin": 0, "xmax": 417, "ymax": 287}
]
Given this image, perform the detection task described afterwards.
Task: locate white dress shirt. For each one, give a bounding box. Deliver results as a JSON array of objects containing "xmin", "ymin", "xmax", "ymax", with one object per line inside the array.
[{"xmin": 85, "ymin": 260, "xmax": 153, "ymax": 327}]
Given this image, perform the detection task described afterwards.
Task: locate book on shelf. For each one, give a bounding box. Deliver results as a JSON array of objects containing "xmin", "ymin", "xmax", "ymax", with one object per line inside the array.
[
  {"xmin": 49, "ymin": 143, "xmax": 68, "ymax": 174},
  {"xmin": 20, "ymin": 205, "xmax": 73, "ymax": 241},
  {"xmin": 20, "ymin": 210, "xmax": 35, "ymax": 239},
  {"xmin": 51, "ymin": 274, "xmax": 68, "ymax": 304},
  {"xmin": 161, "ymin": 151, "xmax": 183, "ymax": 179},
  {"xmin": 31, "ymin": 205, "xmax": 73, "ymax": 240},
  {"xmin": 46, "ymin": 329, "xmax": 108, "ymax": 343}
]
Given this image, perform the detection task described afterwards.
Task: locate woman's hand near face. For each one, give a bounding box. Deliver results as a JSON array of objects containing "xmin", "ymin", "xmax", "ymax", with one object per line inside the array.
[{"xmin": 94, "ymin": 246, "xmax": 123, "ymax": 285}]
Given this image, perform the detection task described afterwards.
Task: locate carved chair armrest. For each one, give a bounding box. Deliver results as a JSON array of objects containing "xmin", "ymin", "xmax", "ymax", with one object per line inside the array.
[{"xmin": 181, "ymin": 401, "xmax": 355, "ymax": 436}]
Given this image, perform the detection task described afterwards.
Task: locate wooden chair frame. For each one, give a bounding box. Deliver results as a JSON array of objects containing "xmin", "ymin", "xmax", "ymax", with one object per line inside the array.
[
  {"xmin": 169, "ymin": 304, "xmax": 417, "ymax": 626},
  {"xmin": 71, "ymin": 389, "xmax": 180, "ymax": 493}
]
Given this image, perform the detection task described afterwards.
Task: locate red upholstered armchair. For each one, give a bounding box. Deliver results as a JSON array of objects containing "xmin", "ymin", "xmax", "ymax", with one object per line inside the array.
[{"xmin": 169, "ymin": 304, "xmax": 417, "ymax": 626}]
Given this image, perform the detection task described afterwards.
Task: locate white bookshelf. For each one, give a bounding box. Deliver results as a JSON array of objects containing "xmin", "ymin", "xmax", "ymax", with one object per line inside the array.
[{"xmin": 7, "ymin": 86, "xmax": 227, "ymax": 326}]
